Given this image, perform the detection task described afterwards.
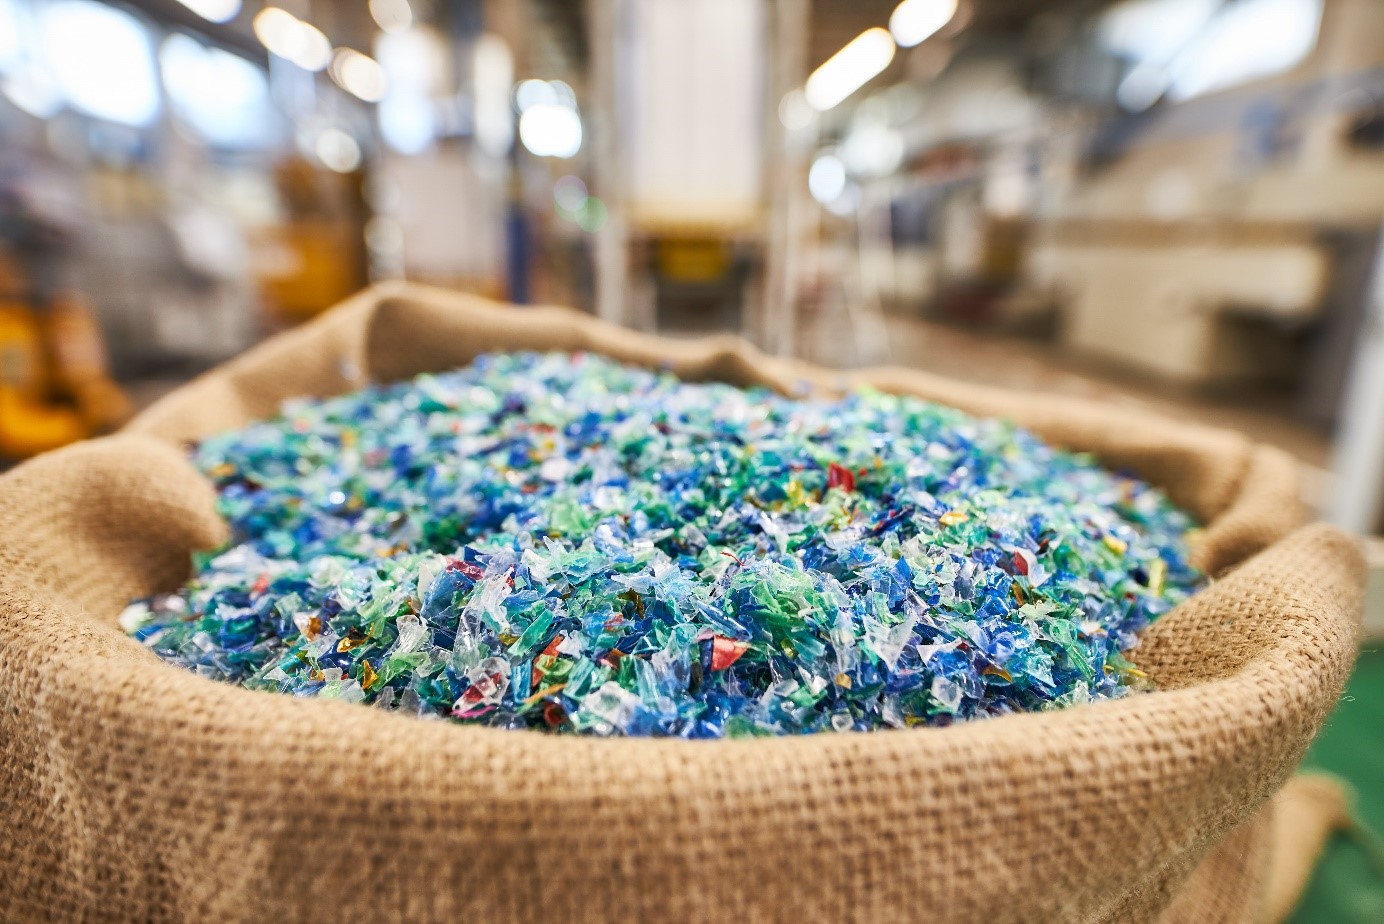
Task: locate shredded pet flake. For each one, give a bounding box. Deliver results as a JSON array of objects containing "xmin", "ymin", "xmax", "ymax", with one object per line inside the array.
[{"xmin": 123, "ymin": 351, "xmax": 1203, "ymax": 737}]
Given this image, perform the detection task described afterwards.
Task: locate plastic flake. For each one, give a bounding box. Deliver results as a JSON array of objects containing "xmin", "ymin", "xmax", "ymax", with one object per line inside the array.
[{"xmin": 123, "ymin": 351, "xmax": 1204, "ymax": 737}]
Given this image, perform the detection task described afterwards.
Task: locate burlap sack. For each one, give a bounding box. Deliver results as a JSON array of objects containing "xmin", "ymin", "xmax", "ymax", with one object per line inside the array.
[{"xmin": 0, "ymin": 283, "xmax": 1362, "ymax": 923}]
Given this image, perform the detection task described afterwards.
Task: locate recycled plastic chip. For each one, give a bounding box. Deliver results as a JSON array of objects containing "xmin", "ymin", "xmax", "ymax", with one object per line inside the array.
[{"xmin": 124, "ymin": 352, "xmax": 1203, "ymax": 737}]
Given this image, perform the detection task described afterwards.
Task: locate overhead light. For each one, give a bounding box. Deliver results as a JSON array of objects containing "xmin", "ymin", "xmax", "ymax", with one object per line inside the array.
[
  {"xmin": 804, "ymin": 28, "xmax": 895, "ymax": 111},
  {"xmin": 289, "ymin": 20, "xmax": 331, "ymax": 71},
  {"xmin": 330, "ymin": 47, "xmax": 387, "ymax": 102},
  {"xmin": 518, "ymin": 103, "xmax": 581, "ymax": 158},
  {"xmin": 889, "ymin": 0, "xmax": 958, "ymax": 48},
  {"xmin": 173, "ymin": 0, "xmax": 241, "ymax": 25},
  {"xmin": 253, "ymin": 7, "xmax": 331, "ymax": 72},
  {"xmin": 369, "ymin": 0, "xmax": 412, "ymax": 34},
  {"xmin": 513, "ymin": 77, "xmax": 580, "ymax": 157},
  {"xmin": 374, "ymin": 26, "xmax": 448, "ymax": 95},
  {"xmin": 253, "ymin": 8, "xmax": 298, "ymax": 59}
]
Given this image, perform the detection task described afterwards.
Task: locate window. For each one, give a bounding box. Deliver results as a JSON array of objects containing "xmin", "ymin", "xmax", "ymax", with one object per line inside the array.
[
  {"xmin": 1100, "ymin": 0, "xmax": 1217, "ymax": 64},
  {"xmin": 40, "ymin": 0, "xmax": 160, "ymax": 126},
  {"xmin": 1100, "ymin": 0, "xmax": 1323, "ymax": 110},
  {"xmin": 1168, "ymin": 0, "xmax": 1323, "ymax": 101},
  {"xmin": 0, "ymin": 0, "xmax": 21, "ymax": 73},
  {"xmin": 160, "ymin": 34, "xmax": 276, "ymax": 148}
]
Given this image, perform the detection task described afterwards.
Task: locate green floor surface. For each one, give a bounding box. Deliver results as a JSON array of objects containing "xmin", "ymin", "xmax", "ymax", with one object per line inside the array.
[{"xmin": 1291, "ymin": 645, "xmax": 1384, "ymax": 923}]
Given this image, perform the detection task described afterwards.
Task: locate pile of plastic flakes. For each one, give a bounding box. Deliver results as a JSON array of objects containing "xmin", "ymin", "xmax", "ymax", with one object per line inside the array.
[{"xmin": 122, "ymin": 351, "xmax": 1204, "ymax": 738}]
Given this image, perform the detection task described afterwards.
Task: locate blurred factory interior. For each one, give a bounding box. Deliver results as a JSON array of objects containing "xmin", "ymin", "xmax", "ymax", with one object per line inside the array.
[{"xmin": 3, "ymin": 0, "xmax": 1384, "ymax": 915}]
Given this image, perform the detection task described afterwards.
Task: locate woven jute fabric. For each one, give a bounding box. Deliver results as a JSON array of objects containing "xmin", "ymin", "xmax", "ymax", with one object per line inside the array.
[{"xmin": 0, "ymin": 283, "xmax": 1363, "ymax": 922}]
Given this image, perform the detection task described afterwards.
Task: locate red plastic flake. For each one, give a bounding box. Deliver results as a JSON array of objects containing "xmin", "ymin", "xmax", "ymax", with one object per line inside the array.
[
  {"xmin": 1012, "ymin": 550, "xmax": 1030, "ymax": 577},
  {"xmin": 543, "ymin": 701, "xmax": 566, "ymax": 727},
  {"xmin": 711, "ymin": 636, "xmax": 749, "ymax": 671},
  {"xmin": 446, "ymin": 559, "xmax": 486, "ymax": 581},
  {"xmin": 827, "ymin": 462, "xmax": 856, "ymax": 492}
]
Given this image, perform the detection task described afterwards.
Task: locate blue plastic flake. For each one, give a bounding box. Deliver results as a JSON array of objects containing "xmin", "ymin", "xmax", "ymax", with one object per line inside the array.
[{"xmin": 121, "ymin": 351, "xmax": 1204, "ymax": 737}]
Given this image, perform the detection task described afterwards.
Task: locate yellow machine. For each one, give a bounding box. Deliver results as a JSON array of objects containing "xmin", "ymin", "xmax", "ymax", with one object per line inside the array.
[
  {"xmin": 0, "ymin": 301, "xmax": 87, "ymax": 460},
  {"xmin": 44, "ymin": 292, "xmax": 133, "ymax": 433},
  {"xmin": 254, "ymin": 158, "xmax": 368, "ymax": 324},
  {"xmin": 0, "ymin": 256, "xmax": 131, "ymax": 460}
]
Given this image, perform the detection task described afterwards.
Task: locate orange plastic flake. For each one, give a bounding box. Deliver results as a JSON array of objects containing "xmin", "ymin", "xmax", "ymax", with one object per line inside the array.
[
  {"xmin": 982, "ymin": 664, "xmax": 1013, "ymax": 681},
  {"xmin": 524, "ymin": 683, "xmax": 567, "ymax": 708}
]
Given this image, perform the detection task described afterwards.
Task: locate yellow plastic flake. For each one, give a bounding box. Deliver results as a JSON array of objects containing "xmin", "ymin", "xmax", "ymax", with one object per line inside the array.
[
  {"xmin": 337, "ymin": 630, "xmax": 369, "ymax": 652},
  {"xmin": 939, "ymin": 510, "xmax": 969, "ymax": 526},
  {"xmin": 360, "ymin": 660, "xmax": 379, "ymax": 690},
  {"xmin": 1103, "ymin": 535, "xmax": 1128, "ymax": 556},
  {"xmin": 1148, "ymin": 558, "xmax": 1167, "ymax": 596}
]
